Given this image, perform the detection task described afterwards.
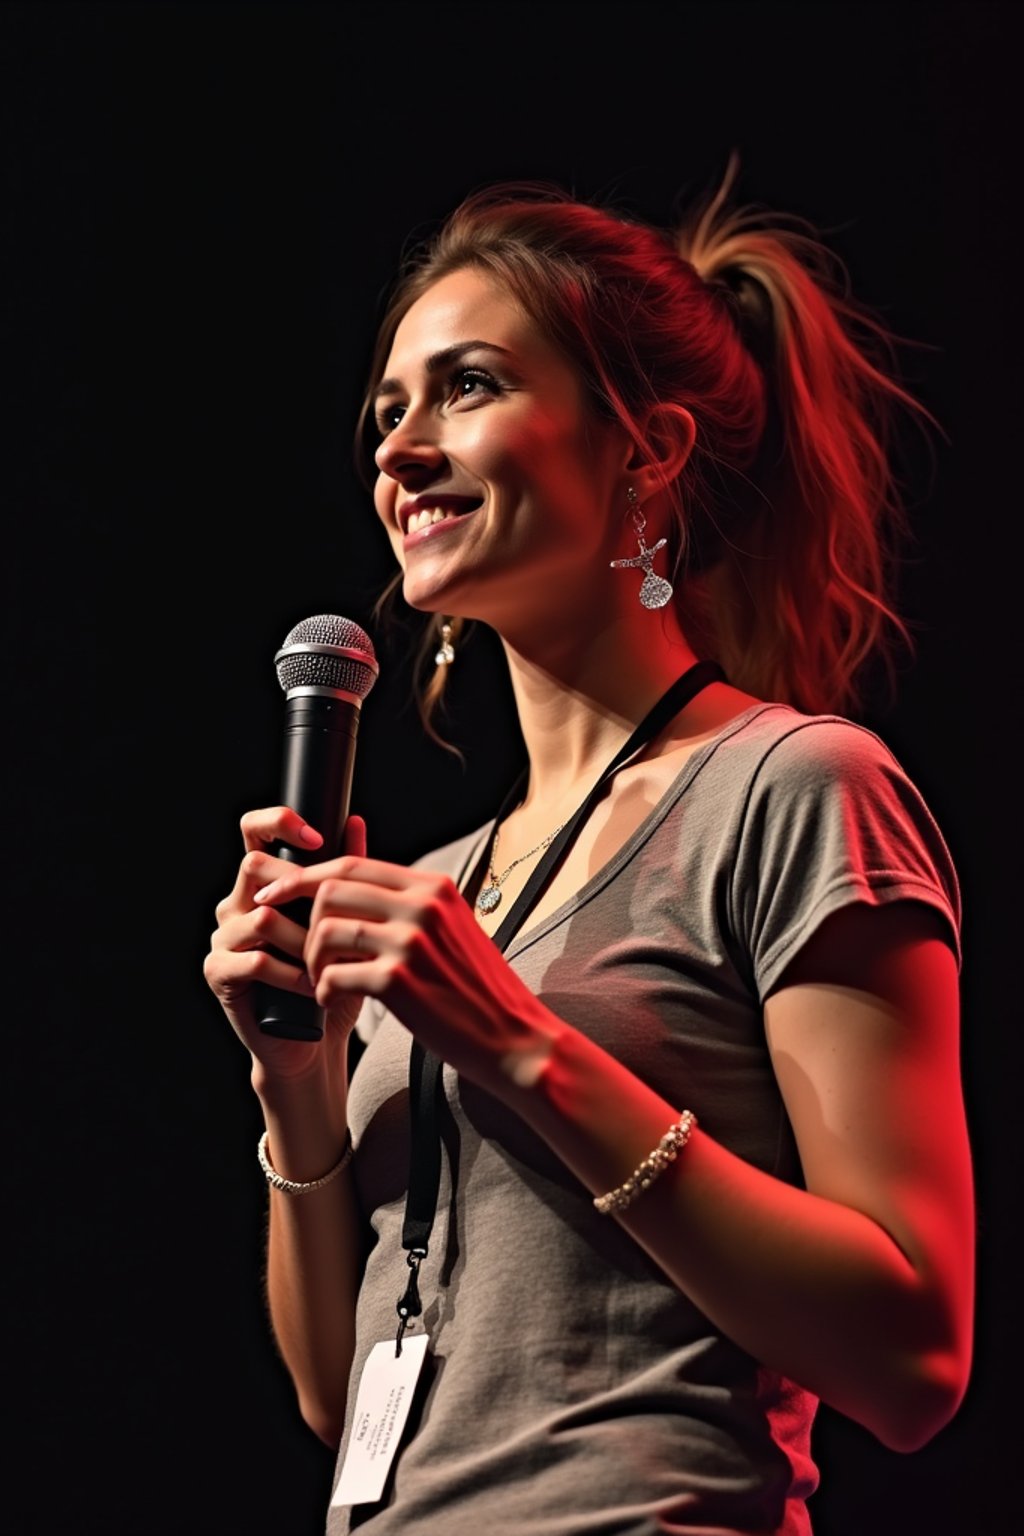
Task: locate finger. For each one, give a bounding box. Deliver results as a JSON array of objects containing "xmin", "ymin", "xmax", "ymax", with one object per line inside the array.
[
  {"xmin": 313, "ymin": 958, "xmax": 391, "ymax": 1008},
  {"xmin": 344, "ymin": 814, "xmax": 368, "ymax": 859},
  {"xmin": 217, "ymin": 846, "xmax": 320, "ymax": 920},
  {"xmin": 239, "ymin": 806, "xmax": 324, "ymax": 856},
  {"xmin": 212, "ymin": 902, "xmax": 310, "ymax": 962},
  {"xmin": 304, "ymin": 914, "xmax": 410, "ymax": 978},
  {"xmin": 307, "ymin": 879, "xmax": 409, "ymax": 926},
  {"xmin": 205, "ymin": 945, "xmax": 317, "ymax": 999},
  {"xmin": 253, "ymin": 856, "xmax": 416, "ymax": 908}
]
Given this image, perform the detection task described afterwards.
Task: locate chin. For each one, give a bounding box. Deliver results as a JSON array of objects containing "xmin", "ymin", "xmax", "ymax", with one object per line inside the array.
[
  {"xmin": 401, "ymin": 577, "xmax": 458, "ymax": 616},
  {"xmin": 400, "ymin": 563, "xmax": 476, "ymax": 615}
]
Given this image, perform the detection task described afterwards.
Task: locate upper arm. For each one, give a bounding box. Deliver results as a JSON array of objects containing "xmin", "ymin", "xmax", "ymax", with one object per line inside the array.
[{"xmin": 764, "ymin": 899, "xmax": 974, "ymax": 1355}]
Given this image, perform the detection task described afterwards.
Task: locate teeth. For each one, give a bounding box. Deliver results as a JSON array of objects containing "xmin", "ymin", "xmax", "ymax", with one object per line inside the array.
[{"xmin": 406, "ymin": 507, "xmax": 462, "ymax": 533}]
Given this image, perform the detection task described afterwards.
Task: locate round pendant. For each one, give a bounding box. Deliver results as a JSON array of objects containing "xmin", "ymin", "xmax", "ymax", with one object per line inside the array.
[
  {"xmin": 639, "ymin": 573, "xmax": 674, "ymax": 609},
  {"xmin": 476, "ymin": 884, "xmax": 503, "ymax": 914}
]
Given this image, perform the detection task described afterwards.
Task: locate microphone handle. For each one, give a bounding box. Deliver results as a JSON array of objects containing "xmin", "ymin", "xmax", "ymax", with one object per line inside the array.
[{"xmin": 257, "ymin": 694, "xmax": 361, "ymax": 1040}]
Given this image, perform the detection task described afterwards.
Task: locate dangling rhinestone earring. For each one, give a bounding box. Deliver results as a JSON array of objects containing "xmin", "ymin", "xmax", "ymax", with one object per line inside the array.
[
  {"xmin": 610, "ymin": 487, "xmax": 674, "ymax": 609},
  {"xmin": 434, "ymin": 618, "xmax": 455, "ymax": 667}
]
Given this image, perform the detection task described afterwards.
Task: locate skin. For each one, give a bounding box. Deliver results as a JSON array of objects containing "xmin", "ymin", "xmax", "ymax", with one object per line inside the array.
[{"xmin": 204, "ymin": 268, "xmax": 975, "ymax": 1455}]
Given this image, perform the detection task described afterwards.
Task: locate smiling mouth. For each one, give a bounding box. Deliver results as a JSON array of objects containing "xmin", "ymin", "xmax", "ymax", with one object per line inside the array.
[{"xmin": 402, "ymin": 498, "xmax": 483, "ymax": 536}]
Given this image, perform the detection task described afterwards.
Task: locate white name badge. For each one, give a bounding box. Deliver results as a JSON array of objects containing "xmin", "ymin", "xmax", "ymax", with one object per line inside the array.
[{"xmin": 330, "ymin": 1333, "xmax": 430, "ymax": 1508}]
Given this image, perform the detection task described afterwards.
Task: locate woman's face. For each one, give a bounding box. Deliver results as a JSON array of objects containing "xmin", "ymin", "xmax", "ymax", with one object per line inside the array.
[{"xmin": 372, "ymin": 267, "xmax": 629, "ymax": 626}]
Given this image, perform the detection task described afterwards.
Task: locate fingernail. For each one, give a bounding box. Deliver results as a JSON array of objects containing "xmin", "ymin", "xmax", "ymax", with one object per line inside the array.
[
  {"xmin": 254, "ymin": 881, "xmax": 279, "ymax": 903},
  {"xmin": 299, "ymin": 824, "xmax": 323, "ymax": 847}
]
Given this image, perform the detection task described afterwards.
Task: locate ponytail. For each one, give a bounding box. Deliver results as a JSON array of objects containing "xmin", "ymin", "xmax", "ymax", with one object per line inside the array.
[{"xmin": 675, "ymin": 155, "xmax": 937, "ymax": 713}]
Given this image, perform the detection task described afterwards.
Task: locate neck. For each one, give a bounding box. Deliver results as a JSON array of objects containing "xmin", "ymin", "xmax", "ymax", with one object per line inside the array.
[{"xmin": 499, "ymin": 611, "xmax": 701, "ymax": 813}]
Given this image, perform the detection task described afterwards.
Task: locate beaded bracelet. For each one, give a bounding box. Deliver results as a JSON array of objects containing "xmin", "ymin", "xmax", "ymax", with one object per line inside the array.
[
  {"xmin": 593, "ymin": 1110, "xmax": 697, "ymax": 1215},
  {"xmin": 257, "ymin": 1129, "xmax": 354, "ymax": 1196}
]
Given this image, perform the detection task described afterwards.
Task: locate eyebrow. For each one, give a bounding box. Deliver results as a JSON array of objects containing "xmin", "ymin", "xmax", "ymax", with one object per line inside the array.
[{"xmin": 373, "ymin": 341, "xmax": 514, "ymax": 402}]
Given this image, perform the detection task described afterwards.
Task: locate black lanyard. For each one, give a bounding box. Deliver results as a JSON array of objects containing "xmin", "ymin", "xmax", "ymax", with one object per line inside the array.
[{"xmin": 394, "ymin": 658, "xmax": 726, "ymax": 1351}]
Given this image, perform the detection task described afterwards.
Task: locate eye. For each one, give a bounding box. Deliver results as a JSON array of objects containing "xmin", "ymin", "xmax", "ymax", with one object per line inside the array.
[
  {"xmin": 374, "ymin": 401, "xmax": 406, "ymax": 438},
  {"xmin": 448, "ymin": 367, "xmax": 501, "ymax": 405},
  {"xmin": 373, "ymin": 366, "xmax": 502, "ymax": 439}
]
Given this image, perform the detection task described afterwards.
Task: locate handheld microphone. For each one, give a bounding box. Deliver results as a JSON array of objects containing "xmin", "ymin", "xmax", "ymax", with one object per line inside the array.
[{"xmin": 256, "ymin": 613, "xmax": 379, "ymax": 1040}]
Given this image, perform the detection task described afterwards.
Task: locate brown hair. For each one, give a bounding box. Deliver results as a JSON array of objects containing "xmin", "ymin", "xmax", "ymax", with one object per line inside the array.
[{"xmin": 355, "ymin": 160, "xmax": 938, "ymax": 741}]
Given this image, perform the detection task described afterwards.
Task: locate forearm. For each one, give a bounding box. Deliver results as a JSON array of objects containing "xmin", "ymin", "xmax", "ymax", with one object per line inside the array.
[
  {"xmin": 253, "ymin": 856, "xmax": 971, "ymax": 1448},
  {"xmin": 255, "ymin": 1060, "xmax": 364, "ymax": 1447},
  {"xmin": 505, "ymin": 1022, "xmax": 967, "ymax": 1451}
]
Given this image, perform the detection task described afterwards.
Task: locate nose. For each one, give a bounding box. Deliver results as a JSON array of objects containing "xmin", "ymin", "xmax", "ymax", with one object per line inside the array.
[{"xmin": 374, "ymin": 412, "xmax": 446, "ymax": 490}]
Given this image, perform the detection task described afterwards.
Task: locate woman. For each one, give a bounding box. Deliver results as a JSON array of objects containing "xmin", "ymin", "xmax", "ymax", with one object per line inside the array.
[{"xmin": 204, "ymin": 170, "xmax": 974, "ymax": 1535}]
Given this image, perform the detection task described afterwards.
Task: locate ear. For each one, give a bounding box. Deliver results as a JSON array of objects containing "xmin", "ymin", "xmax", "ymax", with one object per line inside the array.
[{"xmin": 623, "ymin": 404, "xmax": 696, "ymax": 502}]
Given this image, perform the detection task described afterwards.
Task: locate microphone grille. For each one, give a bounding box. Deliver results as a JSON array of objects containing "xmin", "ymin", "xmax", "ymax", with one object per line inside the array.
[{"xmin": 274, "ymin": 614, "xmax": 379, "ymax": 699}]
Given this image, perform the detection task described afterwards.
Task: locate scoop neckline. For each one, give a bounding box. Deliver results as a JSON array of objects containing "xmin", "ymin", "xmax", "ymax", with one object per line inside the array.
[{"xmin": 461, "ymin": 700, "xmax": 782, "ymax": 960}]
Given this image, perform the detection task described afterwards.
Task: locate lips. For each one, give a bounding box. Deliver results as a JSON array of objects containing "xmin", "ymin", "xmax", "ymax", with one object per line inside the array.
[{"xmin": 399, "ymin": 494, "xmax": 484, "ymax": 541}]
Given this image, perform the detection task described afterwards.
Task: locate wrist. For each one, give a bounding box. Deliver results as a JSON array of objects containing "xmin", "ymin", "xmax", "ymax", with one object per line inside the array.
[
  {"xmin": 252, "ymin": 1048, "xmax": 344, "ymax": 1120},
  {"xmin": 501, "ymin": 1018, "xmax": 688, "ymax": 1195},
  {"xmin": 493, "ymin": 1005, "xmax": 570, "ymax": 1101},
  {"xmin": 258, "ymin": 1127, "xmax": 354, "ymax": 1196},
  {"xmin": 251, "ymin": 1029, "xmax": 347, "ymax": 1104},
  {"xmin": 257, "ymin": 1078, "xmax": 351, "ymax": 1186}
]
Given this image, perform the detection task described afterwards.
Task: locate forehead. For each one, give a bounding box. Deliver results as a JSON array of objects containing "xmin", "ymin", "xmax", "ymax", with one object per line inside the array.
[{"xmin": 384, "ymin": 267, "xmax": 551, "ymax": 374}]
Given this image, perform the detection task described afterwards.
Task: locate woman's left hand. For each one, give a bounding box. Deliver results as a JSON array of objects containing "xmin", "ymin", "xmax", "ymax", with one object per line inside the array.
[{"xmin": 253, "ymin": 855, "xmax": 561, "ymax": 1095}]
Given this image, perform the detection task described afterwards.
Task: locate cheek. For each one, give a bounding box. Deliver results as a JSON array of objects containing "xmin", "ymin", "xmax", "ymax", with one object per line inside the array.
[
  {"xmin": 373, "ymin": 474, "xmax": 392, "ymax": 522},
  {"xmin": 374, "ymin": 478, "xmax": 405, "ymax": 559},
  {"xmin": 374, "ymin": 476, "xmax": 399, "ymax": 534},
  {"xmin": 472, "ymin": 412, "xmax": 591, "ymax": 493}
]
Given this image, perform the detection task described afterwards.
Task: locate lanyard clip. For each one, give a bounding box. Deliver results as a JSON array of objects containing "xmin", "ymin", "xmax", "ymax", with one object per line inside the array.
[{"xmin": 395, "ymin": 1247, "xmax": 427, "ymax": 1357}]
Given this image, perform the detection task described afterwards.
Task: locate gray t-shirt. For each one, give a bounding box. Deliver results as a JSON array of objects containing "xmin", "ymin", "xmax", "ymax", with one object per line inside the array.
[{"xmin": 327, "ymin": 704, "xmax": 961, "ymax": 1536}]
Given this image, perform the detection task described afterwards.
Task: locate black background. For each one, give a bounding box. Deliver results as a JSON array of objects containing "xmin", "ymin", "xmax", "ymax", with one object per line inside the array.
[{"xmin": 4, "ymin": 3, "xmax": 1020, "ymax": 1533}]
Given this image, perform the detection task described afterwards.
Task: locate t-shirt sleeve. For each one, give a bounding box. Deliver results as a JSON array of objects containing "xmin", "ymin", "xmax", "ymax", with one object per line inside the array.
[{"xmin": 730, "ymin": 718, "xmax": 962, "ymax": 1001}]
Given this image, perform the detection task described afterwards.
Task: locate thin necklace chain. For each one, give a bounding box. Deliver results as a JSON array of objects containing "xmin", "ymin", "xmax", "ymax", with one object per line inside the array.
[
  {"xmin": 475, "ymin": 814, "xmax": 570, "ymax": 914},
  {"xmin": 472, "ymin": 662, "xmax": 720, "ymax": 920},
  {"xmin": 475, "ymin": 733, "xmax": 657, "ymax": 915}
]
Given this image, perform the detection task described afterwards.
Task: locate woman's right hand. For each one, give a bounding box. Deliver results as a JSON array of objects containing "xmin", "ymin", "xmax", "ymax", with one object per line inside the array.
[{"xmin": 203, "ymin": 807, "xmax": 368, "ymax": 1082}]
